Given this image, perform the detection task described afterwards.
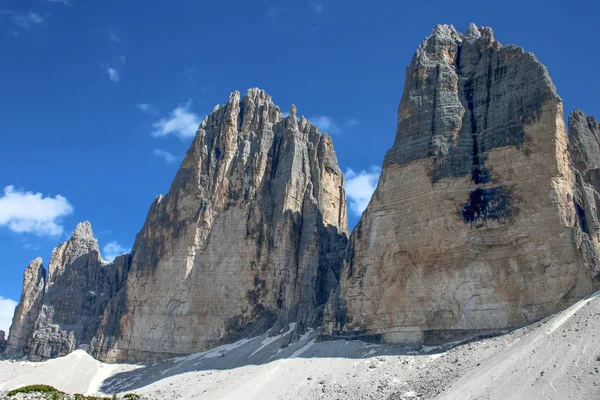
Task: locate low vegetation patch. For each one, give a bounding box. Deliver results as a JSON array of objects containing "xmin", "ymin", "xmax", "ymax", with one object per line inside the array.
[
  {"xmin": 7, "ymin": 385, "xmax": 64, "ymax": 396},
  {"xmin": 4, "ymin": 385, "xmax": 140, "ymax": 399}
]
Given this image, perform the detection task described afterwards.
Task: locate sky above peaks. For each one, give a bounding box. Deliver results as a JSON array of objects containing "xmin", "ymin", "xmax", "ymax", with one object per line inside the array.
[{"xmin": 1, "ymin": 0, "xmax": 599, "ymax": 334}]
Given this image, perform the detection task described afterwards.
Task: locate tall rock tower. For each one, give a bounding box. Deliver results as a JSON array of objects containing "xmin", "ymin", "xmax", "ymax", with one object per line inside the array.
[
  {"xmin": 4, "ymin": 89, "xmax": 348, "ymax": 362},
  {"xmin": 91, "ymin": 89, "xmax": 349, "ymax": 361},
  {"xmin": 324, "ymin": 24, "xmax": 599, "ymax": 344}
]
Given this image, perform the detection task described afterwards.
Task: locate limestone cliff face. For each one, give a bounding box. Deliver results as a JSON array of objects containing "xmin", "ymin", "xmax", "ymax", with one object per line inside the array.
[
  {"xmin": 324, "ymin": 24, "xmax": 599, "ymax": 344},
  {"xmin": 4, "ymin": 90, "xmax": 347, "ymax": 362},
  {"xmin": 4, "ymin": 258, "xmax": 45, "ymax": 356},
  {"xmin": 569, "ymin": 110, "xmax": 600, "ymax": 277},
  {"xmin": 6, "ymin": 25, "xmax": 600, "ymax": 362},
  {"xmin": 89, "ymin": 89, "xmax": 348, "ymax": 361},
  {"xmin": 4, "ymin": 223, "xmax": 131, "ymax": 360},
  {"xmin": 0, "ymin": 331, "xmax": 6, "ymax": 354}
]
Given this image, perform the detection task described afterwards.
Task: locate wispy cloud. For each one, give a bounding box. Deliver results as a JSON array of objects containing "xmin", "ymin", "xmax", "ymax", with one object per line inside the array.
[
  {"xmin": 153, "ymin": 149, "xmax": 179, "ymax": 164},
  {"xmin": 0, "ymin": 186, "xmax": 73, "ymax": 237},
  {"xmin": 310, "ymin": 115, "xmax": 341, "ymax": 134},
  {"xmin": 108, "ymin": 29, "xmax": 120, "ymax": 43},
  {"xmin": 103, "ymin": 65, "xmax": 120, "ymax": 82},
  {"xmin": 136, "ymin": 103, "xmax": 158, "ymax": 116},
  {"xmin": 0, "ymin": 296, "xmax": 17, "ymax": 336},
  {"xmin": 152, "ymin": 102, "xmax": 201, "ymax": 139},
  {"xmin": 310, "ymin": 116, "xmax": 359, "ymax": 134},
  {"xmin": 345, "ymin": 166, "xmax": 381, "ymax": 216},
  {"xmin": 1, "ymin": 10, "xmax": 44, "ymax": 29},
  {"xmin": 22, "ymin": 242, "xmax": 41, "ymax": 251},
  {"xmin": 102, "ymin": 241, "xmax": 130, "ymax": 262},
  {"xmin": 45, "ymin": 0, "xmax": 72, "ymax": 5},
  {"xmin": 119, "ymin": 55, "xmax": 126, "ymax": 64},
  {"xmin": 345, "ymin": 118, "xmax": 360, "ymax": 129}
]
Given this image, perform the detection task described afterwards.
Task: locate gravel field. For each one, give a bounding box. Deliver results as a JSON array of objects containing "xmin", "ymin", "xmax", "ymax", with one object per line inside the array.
[{"xmin": 2, "ymin": 292, "xmax": 599, "ymax": 400}]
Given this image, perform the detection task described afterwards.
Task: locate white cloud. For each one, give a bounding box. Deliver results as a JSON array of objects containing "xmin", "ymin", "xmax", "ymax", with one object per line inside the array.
[
  {"xmin": 108, "ymin": 29, "xmax": 120, "ymax": 43},
  {"xmin": 102, "ymin": 241, "xmax": 130, "ymax": 262},
  {"xmin": 22, "ymin": 242, "xmax": 41, "ymax": 251},
  {"xmin": 0, "ymin": 186, "xmax": 73, "ymax": 237},
  {"xmin": 345, "ymin": 166, "xmax": 381, "ymax": 216},
  {"xmin": 10, "ymin": 12, "xmax": 43, "ymax": 29},
  {"xmin": 153, "ymin": 149, "xmax": 179, "ymax": 164},
  {"xmin": 106, "ymin": 66, "xmax": 119, "ymax": 82},
  {"xmin": 310, "ymin": 116, "xmax": 359, "ymax": 134},
  {"xmin": 136, "ymin": 103, "xmax": 158, "ymax": 116},
  {"xmin": 45, "ymin": 0, "xmax": 72, "ymax": 5},
  {"xmin": 152, "ymin": 102, "xmax": 201, "ymax": 139},
  {"xmin": 310, "ymin": 115, "xmax": 341, "ymax": 134},
  {"xmin": 0, "ymin": 296, "xmax": 17, "ymax": 336}
]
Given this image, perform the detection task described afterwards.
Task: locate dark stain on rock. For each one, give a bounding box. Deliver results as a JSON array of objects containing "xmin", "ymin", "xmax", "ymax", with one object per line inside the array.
[
  {"xmin": 574, "ymin": 200, "xmax": 589, "ymax": 234},
  {"xmin": 461, "ymin": 186, "xmax": 513, "ymax": 226}
]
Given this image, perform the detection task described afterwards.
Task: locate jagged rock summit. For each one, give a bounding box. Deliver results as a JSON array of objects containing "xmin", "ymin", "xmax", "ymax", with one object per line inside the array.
[
  {"xmin": 323, "ymin": 23, "xmax": 600, "ymax": 344},
  {"xmin": 0, "ymin": 331, "xmax": 6, "ymax": 354},
  {"xmin": 4, "ymin": 89, "xmax": 349, "ymax": 362},
  {"xmin": 4, "ymin": 25, "xmax": 600, "ymax": 363},
  {"xmin": 4, "ymin": 222, "xmax": 129, "ymax": 360}
]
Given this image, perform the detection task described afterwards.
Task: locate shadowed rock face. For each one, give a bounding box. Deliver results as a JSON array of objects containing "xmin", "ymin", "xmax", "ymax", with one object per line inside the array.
[
  {"xmin": 569, "ymin": 110, "xmax": 600, "ymax": 277},
  {"xmin": 323, "ymin": 24, "xmax": 600, "ymax": 345},
  {"xmin": 3, "ymin": 89, "xmax": 348, "ymax": 362},
  {"xmin": 4, "ymin": 258, "xmax": 46, "ymax": 357},
  {"xmin": 4, "ymin": 25, "xmax": 600, "ymax": 363},
  {"xmin": 92, "ymin": 89, "xmax": 348, "ymax": 361},
  {"xmin": 0, "ymin": 331, "xmax": 6, "ymax": 354},
  {"xmin": 4, "ymin": 223, "xmax": 131, "ymax": 360}
]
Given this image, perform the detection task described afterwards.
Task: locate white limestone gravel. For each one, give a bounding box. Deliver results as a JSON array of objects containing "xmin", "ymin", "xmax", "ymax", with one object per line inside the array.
[{"xmin": 2, "ymin": 292, "xmax": 600, "ymax": 399}]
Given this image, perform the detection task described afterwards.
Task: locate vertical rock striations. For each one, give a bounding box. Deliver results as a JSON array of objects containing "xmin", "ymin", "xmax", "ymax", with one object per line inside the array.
[
  {"xmin": 4, "ymin": 258, "xmax": 46, "ymax": 356},
  {"xmin": 0, "ymin": 331, "xmax": 6, "ymax": 354},
  {"xmin": 5, "ymin": 26, "xmax": 600, "ymax": 362},
  {"xmin": 324, "ymin": 24, "xmax": 600, "ymax": 344},
  {"xmin": 4, "ymin": 223, "xmax": 131, "ymax": 360},
  {"xmin": 4, "ymin": 89, "xmax": 348, "ymax": 362},
  {"xmin": 92, "ymin": 89, "xmax": 348, "ymax": 361},
  {"xmin": 569, "ymin": 110, "xmax": 600, "ymax": 277}
]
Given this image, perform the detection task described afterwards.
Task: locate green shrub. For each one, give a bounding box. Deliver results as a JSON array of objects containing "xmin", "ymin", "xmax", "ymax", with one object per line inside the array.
[
  {"xmin": 7, "ymin": 384, "xmax": 64, "ymax": 396},
  {"xmin": 5, "ymin": 385, "xmax": 140, "ymax": 399}
]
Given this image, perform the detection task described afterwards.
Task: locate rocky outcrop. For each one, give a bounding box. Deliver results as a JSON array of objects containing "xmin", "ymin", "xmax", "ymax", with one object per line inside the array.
[
  {"xmin": 323, "ymin": 24, "xmax": 599, "ymax": 344},
  {"xmin": 0, "ymin": 331, "xmax": 6, "ymax": 354},
  {"xmin": 4, "ymin": 258, "xmax": 46, "ymax": 356},
  {"xmin": 4, "ymin": 222, "xmax": 131, "ymax": 360},
  {"xmin": 5, "ymin": 25, "xmax": 600, "ymax": 362},
  {"xmin": 5, "ymin": 89, "xmax": 348, "ymax": 362},
  {"xmin": 91, "ymin": 89, "xmax": 348, "ymax": 361},
  {"xmin": 569, "ymin": 110, "xmax": 600, "ymax": 277}
]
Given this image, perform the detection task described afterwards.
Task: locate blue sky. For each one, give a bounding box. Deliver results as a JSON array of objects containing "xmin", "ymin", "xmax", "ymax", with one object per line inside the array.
[{"xmin": 0, "ymin": 0, "xmax": 599, "ymax": 333}]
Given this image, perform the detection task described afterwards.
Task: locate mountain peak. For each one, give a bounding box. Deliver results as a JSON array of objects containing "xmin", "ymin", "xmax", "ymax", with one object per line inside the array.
[{"xmin": 72, "ymin": 221, "xmax": 94, "ymax": 241}]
